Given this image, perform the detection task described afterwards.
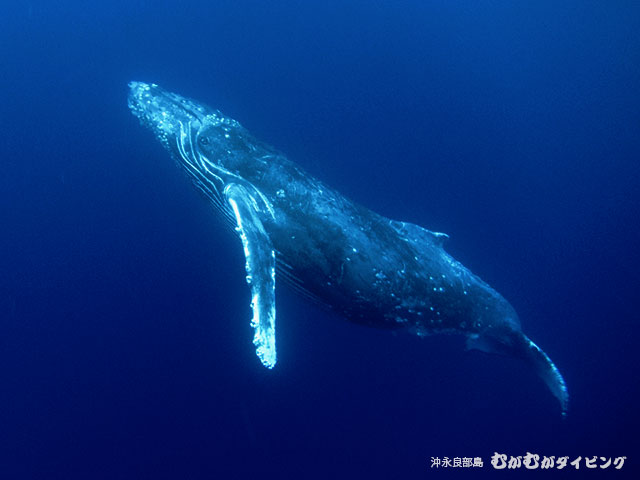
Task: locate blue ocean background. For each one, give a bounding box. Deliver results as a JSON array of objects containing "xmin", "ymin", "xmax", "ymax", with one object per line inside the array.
[{"xmin": 1, "ymin": 1, "xmax": 639, "ymax": 478}]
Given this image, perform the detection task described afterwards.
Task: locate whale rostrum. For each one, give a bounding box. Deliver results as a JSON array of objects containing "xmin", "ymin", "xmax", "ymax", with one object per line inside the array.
[{"xmin": 128, "ymin": 82, "xmax": 569, "ymax": 415}]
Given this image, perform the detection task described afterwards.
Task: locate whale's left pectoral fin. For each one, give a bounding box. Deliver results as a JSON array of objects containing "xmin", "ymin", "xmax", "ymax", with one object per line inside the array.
[{"xmin": 224, "ymin": 183, "xmax": 276, "ymax": 368}]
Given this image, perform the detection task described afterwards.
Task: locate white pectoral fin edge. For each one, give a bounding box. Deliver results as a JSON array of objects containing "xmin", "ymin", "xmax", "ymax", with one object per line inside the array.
[{"xmin": 225, "ymin": 183, "xmax": 277, "ymax": 368}]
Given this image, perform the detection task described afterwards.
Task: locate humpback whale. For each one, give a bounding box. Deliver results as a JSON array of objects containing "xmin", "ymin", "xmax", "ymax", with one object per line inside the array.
[{"xmin": 128, "ymin": 82, "xmax": 568, "ymax": 415}]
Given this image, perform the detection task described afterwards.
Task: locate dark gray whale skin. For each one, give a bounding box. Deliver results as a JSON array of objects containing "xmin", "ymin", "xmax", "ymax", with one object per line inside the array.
[{"xmin": 128, "ymin": 82, "xmax": 568, "ymax": 415}]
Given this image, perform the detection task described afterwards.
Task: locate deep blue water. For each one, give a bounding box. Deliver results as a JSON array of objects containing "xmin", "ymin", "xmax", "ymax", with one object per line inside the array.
[{"xmin": 1, "ymin": 1, "xmax": 639, "ymax": 478}]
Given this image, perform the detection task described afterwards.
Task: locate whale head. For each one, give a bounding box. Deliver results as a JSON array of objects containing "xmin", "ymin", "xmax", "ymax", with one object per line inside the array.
[
  {"xmin": 129, "ymin": 82, "xmax": 264, "ymax": 193},
  {"xmin": 128, "ymin": 82, "xmax": 208, "ymax": 151}
]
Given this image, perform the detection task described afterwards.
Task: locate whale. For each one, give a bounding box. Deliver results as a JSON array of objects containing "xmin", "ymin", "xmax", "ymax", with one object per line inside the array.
[{"xmin": 128, "ymin": 82, "xmax": 569, "ymax": 415}]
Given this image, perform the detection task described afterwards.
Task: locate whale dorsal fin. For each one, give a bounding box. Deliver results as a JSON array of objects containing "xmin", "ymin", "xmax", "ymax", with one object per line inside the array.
[
  {"xmin": 224, "ymin": 183, "xmax": 277, "ymax": 368},
  {"xmin": 391, "ymin": 220, "xmax": 449, "ymax": 247}
]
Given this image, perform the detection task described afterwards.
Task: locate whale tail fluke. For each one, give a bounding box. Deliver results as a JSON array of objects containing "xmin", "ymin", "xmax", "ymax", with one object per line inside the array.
[
  {"xmin": 467, "ymin": 331, "xmax": 569, "ymax": 416},
  {"xmin": 519, "ymin": 334, "xmax": 569, "ymax": 416}
]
